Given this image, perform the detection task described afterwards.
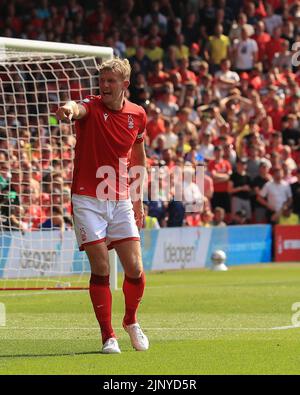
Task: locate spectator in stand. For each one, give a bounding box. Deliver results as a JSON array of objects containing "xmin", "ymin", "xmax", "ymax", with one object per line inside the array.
[
  {"xmin": 215, "ymin": 59, "xmax": 240, "ymax": 99},
  {"xmin": 246, "ymin": 145, "xmax": 262, "ymax": 181},
  {"xmin": 188, "ymin": 43, "xmax": 203, "ymax": 74},
  {"xmin": 177, "ymin": 57, "xmax": 197, "ymax": 84},
  {"xmin": 143, "ymin": 1, "xmax": 168, "ymax": 34},
  {"xmin": 129, "ymin": 47, "xmax": 152, "ymax": 78},
  {"xmin": 282, "ymin": 162, "xmax": 297, "ymax": 184},
  {"xmin": 143, "ymin": 204, "xmax": 160, "ymax": 230},
  {"xmin": 173, "ymin": 107, "xmax": 198, "ymax": 140},
  {"xmin": 271, "ymin": 202, "xmax": 299, "ymax": 225},
  {"xmin": 223, "ymin": 142, "xmax": 237, "ymax": 167},
  {"xmin": 147, "ymin": 60, "xmax": 170, "ymax": 99},
  {"xmin": 2, "ymin": 205, "xmax": 28, "ymax": 232},
  {"xmin": 201, "ymin": 209, "xmax": 213, "ymax": 227},
  {"xmin": 146, "ymin": 106, "xmax": 165, "ymax": 145},
  {"xmin": 205, "ymin": 24, "xmax": 230, "ymax": 73},
  {"xmin": 166, "ymin": 198, "xmax": 185, "ymax": 227},
  {"xmin": 183, "ymin": 13, "xmax": 199, "ymax": 47},
  {"xmin": 152, "ymin": 118, "xmax": 178, "ymax": 151},
  {"xmin": 212, "ymin": 206, "xmax": 227, "ymax": 227},
  {"xmin": 252, "ymin": 21, "xmax": 270, "ymax": 67},
  {"xmin": 232, "ymin": 26, "xmax": 258, "ymax": 73},
  {"xmin": 257, "ymin": 166, "xmax": 293, "ymax": 223},
  {"xmin": 281, "ymin": 114, "xmax": 300, "ymax": 146},
  {"xmin": 129, "ymin": 72, "xmax": 151, "ymax": 107},
  {"xmin": 229, "ymin": 12, "xmax": 254, "ymax": 42},
  {"xmin": 273, "ymin": 40, "xmax": 292, "ymax": 71},
  {"xmin": 281, "ymin": 18, "xmax": 294, "ymax": 48},
  {"xmin": 155, "ymin": 82, "xmax": 179, "ymax": 119},
  {"xmin": 174, "ymin": 33, "xmax": 190, "ymax": 61},
  {"xmin": 145, "ymin": 37, "xmax": 164, "ymax": 63},
  {"xmin": 291, "ymin": 167, "xmax": 300, "ymax": 216},
  {"xmin": 228, "ymin": 157, "xmax": 252, "ymax": 220},
  {"xmin": 281, "ymin": 145, "xmax": 297, "ymax": 172},
  {"xmin": 163, "ymin": 45, "xmax": 179, "ymax": 72},
  {"xmin": 264, "ymin": 3, "xmax": 282, "ymax": 36},
  {"xmin": 208, "ymin": 145, "xmax": 232, "ymax": 213},
  {"xmin": 40, "ymin": 205, "xmax": 65, "ymax": 231},
  {"xmin": 230, "ymin": 209, "xmax": 248, "ymax": 225},
  {"xmin": 252, "ymin": 160, "xmax": 272, "ymax": 223},
  {"xmin": 266, "ymin": 131, "xmax": 284, "ymax": 157},
  {"xmin": 266, "ymin": 26, "xmax": 285, "ymax": 69},
  {"xmin": 198, "ymin": 0, "xmax": 217, "ymax": 36}
]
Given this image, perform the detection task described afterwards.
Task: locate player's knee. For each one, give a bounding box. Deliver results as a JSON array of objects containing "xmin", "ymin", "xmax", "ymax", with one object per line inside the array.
[
  {"xmin": 125, "ymin": 257, "xmax": 143, "ymax": 279},
  {"xmin": 84, "ymin": 244, "xmax": 109, "ymax": 275}
]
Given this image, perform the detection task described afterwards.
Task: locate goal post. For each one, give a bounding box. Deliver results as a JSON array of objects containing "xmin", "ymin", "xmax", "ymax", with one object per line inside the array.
[{"xmin": 0, "ymin": 37, "xmax": 118, "ymax": 290}]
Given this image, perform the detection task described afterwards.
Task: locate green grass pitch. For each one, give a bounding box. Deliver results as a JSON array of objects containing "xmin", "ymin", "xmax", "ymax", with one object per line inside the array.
[{"xmin": 1, "ymin": 263, "xmax": 300, "ymax": 375}]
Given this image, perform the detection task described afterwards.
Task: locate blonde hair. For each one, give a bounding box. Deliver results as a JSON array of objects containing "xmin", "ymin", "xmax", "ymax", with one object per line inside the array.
[{"xmin": 98, "ymin": 58, "xmax": 131, "ymax": 80}]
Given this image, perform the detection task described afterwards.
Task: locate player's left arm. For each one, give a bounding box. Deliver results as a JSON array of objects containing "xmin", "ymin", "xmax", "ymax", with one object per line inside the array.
[{"xmin": 130, "ymin": 141, "xmax": 147, "ymax": 229}]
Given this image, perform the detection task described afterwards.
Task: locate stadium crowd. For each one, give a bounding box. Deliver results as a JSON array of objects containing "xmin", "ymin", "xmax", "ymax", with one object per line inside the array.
[{"xmin": 1, "ymin": 0, "xmax": 300, "ymax": 231}]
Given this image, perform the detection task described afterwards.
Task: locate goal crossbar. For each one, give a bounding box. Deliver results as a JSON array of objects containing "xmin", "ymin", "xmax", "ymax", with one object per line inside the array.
[{"xmin": 0, "ymin": 37, "xmax": 113, "ymax": 59}]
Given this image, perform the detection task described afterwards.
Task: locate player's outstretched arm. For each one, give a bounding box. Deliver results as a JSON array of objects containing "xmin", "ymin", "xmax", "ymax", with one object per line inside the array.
[{"xmin": 56, "ymin": 101, "xmax": 87, "ymax": 121}]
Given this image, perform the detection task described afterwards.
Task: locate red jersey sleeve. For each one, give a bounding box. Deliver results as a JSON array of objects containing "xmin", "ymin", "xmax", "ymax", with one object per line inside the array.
[
  {"xmin": 79, "ymin": 95, "xmax": 98, "ymax": 117},
  {"xmin": 134, "ymin": 107, "xmax": 147, "ymax": 144}
]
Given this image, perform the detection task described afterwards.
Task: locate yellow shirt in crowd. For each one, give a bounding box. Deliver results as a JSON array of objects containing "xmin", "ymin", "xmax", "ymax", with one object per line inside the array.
[{"xmin": 208, "ymin": 34, "xmax": 230, "ymax": 65}]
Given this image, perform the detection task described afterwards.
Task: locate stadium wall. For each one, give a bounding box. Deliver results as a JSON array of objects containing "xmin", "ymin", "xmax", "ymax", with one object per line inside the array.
[{"xmin": 0, "ymin": 225, "xmax": 272, "ymax": 278}]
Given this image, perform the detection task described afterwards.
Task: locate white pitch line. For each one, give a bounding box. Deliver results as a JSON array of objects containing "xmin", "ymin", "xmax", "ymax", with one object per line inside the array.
[
  {"xmin": 271, "ymin": 325, "xmax": 300, "ymax": 330},
  {"xmin": 0, "ymin": 290, "xmax": 88, "ymax": 297},
  {"xmin": 0, "ymin": 326, "xmax": 299, "ymax": 331}
]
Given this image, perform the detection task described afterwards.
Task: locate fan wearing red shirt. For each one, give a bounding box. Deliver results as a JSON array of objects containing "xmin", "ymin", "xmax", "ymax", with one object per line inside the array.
[
  {"xmin": 56, "ymin": 58, "xmax": 149, "ymax": 355},
  {"xmin": 252, "ymin": 21, "xmax": 271, "ymax": 64},
  {"xmin": 265, "ymin": 26, "xmax": 285, "ymax": 67},
  {"xmin": 208, "ymin": 145, "xmax": 232, "ymax": 213}
]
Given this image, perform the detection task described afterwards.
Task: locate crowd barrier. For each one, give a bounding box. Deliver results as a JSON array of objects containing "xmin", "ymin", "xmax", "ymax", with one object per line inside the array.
[
  {"xmin": 140, "ymin": 225, "xmax": 272, "ymax": 271},
  {"xmin": 0, "ymin": 225, "xmax": 272, "ymax": 278}
]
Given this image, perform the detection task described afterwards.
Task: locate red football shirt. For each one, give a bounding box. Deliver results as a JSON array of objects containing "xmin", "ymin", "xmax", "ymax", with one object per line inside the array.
[
  {"xmin": 208, "ymin": 159, "xmax": 232, "ymax": 192},
  {"xmin": 72, "ymin": 96, "xmax": 146, "ymax": 200}
]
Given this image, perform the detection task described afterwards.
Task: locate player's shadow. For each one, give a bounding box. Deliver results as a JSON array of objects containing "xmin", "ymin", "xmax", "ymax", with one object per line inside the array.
[{"xmin": 0, "ymin": 350, "xmax": 106, "ymax": 358}]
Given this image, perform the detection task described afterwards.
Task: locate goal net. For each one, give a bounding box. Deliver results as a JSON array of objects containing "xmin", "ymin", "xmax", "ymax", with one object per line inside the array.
[{"xmin": 0, "ymin": 37, "xmax": 116, "ymax": 290}]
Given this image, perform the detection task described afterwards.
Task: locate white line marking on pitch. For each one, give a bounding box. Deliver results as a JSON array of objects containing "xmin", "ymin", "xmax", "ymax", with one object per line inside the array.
[
  {"xmin": 0, "ymin": 290, "xmax": 87, "ymax": 297},
  {"xmin": 0, "ymin": 326, "xmax": 299, "ymax": 331}
]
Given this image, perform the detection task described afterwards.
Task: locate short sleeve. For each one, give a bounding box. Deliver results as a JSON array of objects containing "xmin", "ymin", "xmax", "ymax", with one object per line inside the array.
[
  {"xmin": 79, "ymin": 95, "xmax": 97, "ymax": 117},
  {"xmin": 135, "ymin": 108, "xmax": 147, "ymax": 144},
  {"xmin": 251, "ymin": 39, "xmax": 258, "ymax": 53},
  {"xmin": 260, "ymin": 182, "xmax": 268, "ymax": 198}
]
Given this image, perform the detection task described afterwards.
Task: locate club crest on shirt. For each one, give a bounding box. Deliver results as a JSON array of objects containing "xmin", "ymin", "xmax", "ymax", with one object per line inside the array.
[
  {"xmin": 104, "ymin": 113, "xmax": 108, "ymax": 121},
  {"xmin": 128, "ymin": 115, "xmax": 134, "ymax": 129}
]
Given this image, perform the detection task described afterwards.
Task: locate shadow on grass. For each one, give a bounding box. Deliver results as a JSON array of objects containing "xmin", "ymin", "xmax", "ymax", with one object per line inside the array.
[{"xmin": 0, "ymin": 350, "xmax": 106, "ymax": 359}]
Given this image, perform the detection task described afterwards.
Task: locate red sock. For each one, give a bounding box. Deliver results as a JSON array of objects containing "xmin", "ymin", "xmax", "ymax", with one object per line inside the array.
[
  {"xmin": 89, "ymin": 273, "xmax": 115, "ymax": 344},
  {"xmin": 122, "ymin": 272, "xmax": 146, "ymax": 326}
]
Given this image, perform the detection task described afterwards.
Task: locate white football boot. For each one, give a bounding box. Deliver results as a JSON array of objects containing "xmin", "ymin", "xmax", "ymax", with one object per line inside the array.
[
  {"xmin": 123, "ymin": 323, "xmax": 149, "ymax": 351},
  {"xmin": 101, "ymin": 337, "xmax": 121, "ymax": 354}
]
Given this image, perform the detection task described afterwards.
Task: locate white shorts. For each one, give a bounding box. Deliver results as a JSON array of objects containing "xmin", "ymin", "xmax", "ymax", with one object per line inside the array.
[{"xmin": 72, "ymin": 194, "xmax": 140, "ymax": 251}]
